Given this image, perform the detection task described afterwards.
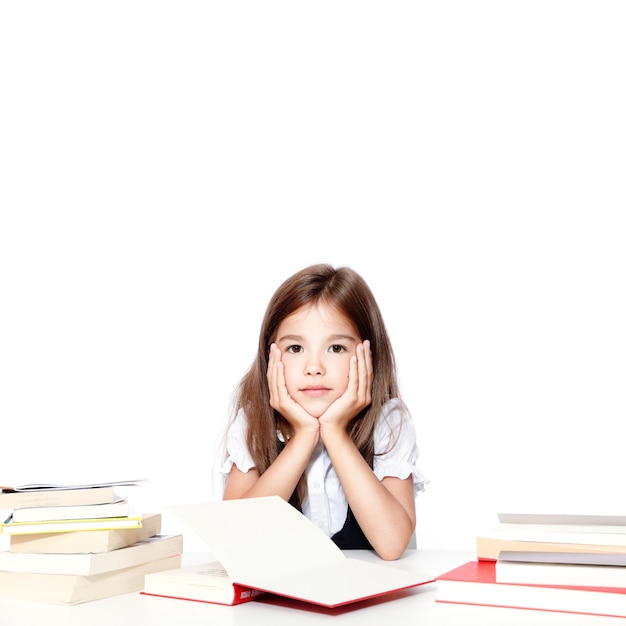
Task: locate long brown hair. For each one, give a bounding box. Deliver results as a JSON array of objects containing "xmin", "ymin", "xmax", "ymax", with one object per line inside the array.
[{"xmin": 229, "ymin": 263, "xmax": 404, "ymax": 506}]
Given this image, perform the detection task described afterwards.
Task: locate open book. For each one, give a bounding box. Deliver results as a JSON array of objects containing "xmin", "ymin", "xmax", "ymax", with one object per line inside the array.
[
  {"xmin": 1, "ymin": 479, "xmax": 146, "ymax": 492},
  {"xmin": 162, "ymin": 496, "xmax": 431, "ymax": 608}
]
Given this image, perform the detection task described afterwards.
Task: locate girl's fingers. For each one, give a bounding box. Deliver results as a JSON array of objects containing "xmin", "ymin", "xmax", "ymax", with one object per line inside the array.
[
  {"xmin": 267, "ymin": 344, "xmax": 284, "ymax": 403},
  {"xmin": 362, "ymin": 339, "xmax": 373, "ymax": 372},
  {"xmin": 354, "ymin": 340, "xmax": 373, "ymax": 402},
  {"xmin": 268, "ymin": 345, "xmax": 295, "ymax": 411},
  {"xmin": 275, "ymin": 360, "xmax": 289, "ymax": 400}
]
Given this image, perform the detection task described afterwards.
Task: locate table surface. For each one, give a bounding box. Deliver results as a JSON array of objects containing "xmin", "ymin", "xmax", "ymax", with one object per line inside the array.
[{"xmin": 2, "ymin": 549, "xmax": 626, "ymax": 625}]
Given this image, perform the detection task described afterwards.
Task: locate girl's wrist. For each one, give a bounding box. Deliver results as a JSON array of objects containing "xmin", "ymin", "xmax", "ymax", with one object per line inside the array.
[
  {"xmin": 289, "ymin": 424, "xmax": 320, "ymax": 447},
  {"xmin": 319, "ymin": 421, "xmax": 351, "ymax": 446}
]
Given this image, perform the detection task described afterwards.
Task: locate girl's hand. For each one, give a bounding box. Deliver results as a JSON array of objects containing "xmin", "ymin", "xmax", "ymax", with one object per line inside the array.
[
  {"xmin": 319, "ymin": 340, "xmax": 373, "ymax": 431},
  {"xmin": 267, "ymin": 344, "xmax": 319, "ymax": 433}
]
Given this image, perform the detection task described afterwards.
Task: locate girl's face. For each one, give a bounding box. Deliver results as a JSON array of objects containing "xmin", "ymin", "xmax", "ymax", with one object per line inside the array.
[{"xmin": 274, "ymin": 302, "xmax": 361, "ymax": 418}]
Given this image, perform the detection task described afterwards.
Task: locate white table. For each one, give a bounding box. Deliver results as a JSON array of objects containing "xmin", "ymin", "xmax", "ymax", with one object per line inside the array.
[{"xmin": 2, "ymin": 550, "xmax": 625, "ymax": 625}]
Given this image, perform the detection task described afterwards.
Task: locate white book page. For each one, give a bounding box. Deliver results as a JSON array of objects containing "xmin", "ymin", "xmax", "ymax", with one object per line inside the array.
[
  {"xmin": 488, "ymin": 530, "xmax": 626, "ymax": 545},
  {"xmin": 150, "ymin": 561, "xmax": 233, "ymax": 589},
  {"xmin": 245, "ymin": 558, "xmax": 426, "ymax": 607},
  {"xmin": 168, "ymin": 496, "xmax": 345, "ymax": 583},
  {"xmin": 497, "ymin": 513, "xmax": 626, "ymax": 526},
  {"xmin": 499, "ymin": 550, "xmax": 626, "ymax": 566}
]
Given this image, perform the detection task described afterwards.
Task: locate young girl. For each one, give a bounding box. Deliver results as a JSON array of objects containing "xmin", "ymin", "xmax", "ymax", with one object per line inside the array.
[{"xmin": 220, "ymin": 264, "xmax": 426, "ymax": 561}]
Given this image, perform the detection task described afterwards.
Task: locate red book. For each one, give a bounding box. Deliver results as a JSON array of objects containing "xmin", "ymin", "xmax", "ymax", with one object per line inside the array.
[
  {"xmin": 436, "ymin": 560, "xmax": 626, "ymax": 619},
  {"xmin": 163, "ymin": 497, "xmax": 431, "ymax": 608}
]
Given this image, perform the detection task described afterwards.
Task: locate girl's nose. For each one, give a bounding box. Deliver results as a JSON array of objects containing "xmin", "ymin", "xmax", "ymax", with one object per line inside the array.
[{"xmin": 304, "ymin": 353, "xmax": 324, "ymax": 375}]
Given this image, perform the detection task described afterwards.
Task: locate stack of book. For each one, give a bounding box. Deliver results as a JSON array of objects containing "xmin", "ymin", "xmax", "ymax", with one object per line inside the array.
[
  {"xmin": 436, "ymin": 513, "xmax": 626, "ymax": 619},
  {"xmin": 0, "ymin": 480, "xmax": 183, "ymax": 605}
]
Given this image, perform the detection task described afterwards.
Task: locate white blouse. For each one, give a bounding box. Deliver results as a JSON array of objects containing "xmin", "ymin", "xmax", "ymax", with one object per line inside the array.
[{"xmin": 220, "ymin": 398, "xmax": 428, "ymax": 538}]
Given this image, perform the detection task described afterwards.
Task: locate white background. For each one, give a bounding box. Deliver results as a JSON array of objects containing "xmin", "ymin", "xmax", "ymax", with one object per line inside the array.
[{"xmin": 1, "ymin": 1, "xmax": 625, "ymax": 552}]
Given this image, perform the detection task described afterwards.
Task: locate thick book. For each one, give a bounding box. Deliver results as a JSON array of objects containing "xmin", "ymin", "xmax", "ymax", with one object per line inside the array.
[
  {"xmin": 1, "ymin": 514, "xmax": 143, "ymax": 535},
  {"xmin": 496, "ymin": 512, "xmax": 626, "ymax": 534},
  {"xmin": 499, "ymin": 550, "xmax": 626, "ymax": 567},
  {"xmin": 496, "ymin": 551, "xmax": 626, "ymax": 587},
  {"xmin": 12, "ymin": 497, "xmax": 130, "ymax": 523},
  {"xmin": 142, "ymin": 560, "xmax": 265, "ymax": 606},
  {"xmin": 476, "ymin": 535, "xmax": 626, "ymax": 561},
  {"xmin": 498, "ymin": 512, "xmax": 626, "ymax": 526},
  {"xmin": 9, "ymin": 513, "xmax": 161, "ymax": 554},
  {"xmin": 0, "ymin": 534, "xmax": 182, "ymax": 575},
  {"xmin": 436, "ymin": 560, "xmax": 626, "ymax": 619},
  {"xmin": 166, "ymin": 496, "xmax": 432, "ymax": 608},
  {"xmin": 486, "ymin": 512, "xmax": 626, "ymax": 546},
  {"xmin": 485, "ymin": 529, "xmax": 626, "ymax": 546},
  {"xmin": 0, "ymin": 554, "xmax": 182, "ymax": 605},
  {"xmin": 0, "ymin": 486, "xmax": 119, "ymax": 510}
]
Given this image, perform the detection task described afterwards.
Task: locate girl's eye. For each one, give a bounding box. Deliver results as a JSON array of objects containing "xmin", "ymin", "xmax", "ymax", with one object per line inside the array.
[
  {"xmin": 329, "ymin": 344, "xmax": 346, "ymax": 354},
  {"xmin": 286, "ymin": 345, "xmax": 303, "ymax": 354}
]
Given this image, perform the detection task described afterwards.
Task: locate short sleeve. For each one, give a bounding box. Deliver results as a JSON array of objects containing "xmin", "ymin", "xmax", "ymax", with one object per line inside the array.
[
  {"xmin": 219, "ymin": 408, "xmax": 256, "ymax": 477},
  {"xmin": 372, "ymin": 399, "xmax": 429, "ymax": 497}
]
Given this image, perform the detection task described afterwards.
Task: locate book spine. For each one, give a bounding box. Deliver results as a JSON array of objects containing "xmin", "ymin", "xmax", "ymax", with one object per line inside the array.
[{"xmin": 232, "ymin": 584, "xmax": 265, "ymax": 604}]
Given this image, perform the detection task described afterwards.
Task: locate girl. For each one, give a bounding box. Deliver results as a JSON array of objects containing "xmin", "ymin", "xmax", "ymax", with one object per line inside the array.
[{"xmin": 221, "ymin": 264, "xmax": 426, "ymax": 560}]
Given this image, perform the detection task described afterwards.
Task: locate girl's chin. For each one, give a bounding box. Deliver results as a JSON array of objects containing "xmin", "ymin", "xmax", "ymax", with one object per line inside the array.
[{"xmin": 298, "ymin": 400, "xmax": 334, "ymax": 419}]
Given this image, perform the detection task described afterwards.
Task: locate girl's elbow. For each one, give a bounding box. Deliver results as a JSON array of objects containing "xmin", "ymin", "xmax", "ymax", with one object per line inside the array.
[
  {"xmin": 376, "ymin": 543, "xmax": 408, "ymax": 561},
  {"xmin": 375, "ymin": 532, "xmax": 415, "ymax": 561}
]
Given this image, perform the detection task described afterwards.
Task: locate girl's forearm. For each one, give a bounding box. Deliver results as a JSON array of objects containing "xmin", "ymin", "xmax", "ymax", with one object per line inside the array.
[
  {"xmin": 232, "ymin": 429, "xmax": 319, "ymax": 502},
  {"xmin": 321, "ymin": 425, "xmax": 416, "ymax": 560}
]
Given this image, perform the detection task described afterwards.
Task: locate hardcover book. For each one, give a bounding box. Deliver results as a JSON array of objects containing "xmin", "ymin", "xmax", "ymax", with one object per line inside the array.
[
  {"xmin": 11, "ymin": 497, "xmax": 130, "ymax": 523},
  {"xmin": 0, "ymin": 486, "xmax": 119, "ymax": 510},
  {"xmin": 0, "ymin": 534, "xmax": 182, "ymax": 576},
  {"xmin": 497, "ymin": 513, "xmax": 626, "ymax": 528},
  {"xmin": 165, "ymin": 496, "xmax": 432, "ymax": 608},
  {"xmin": 487, "ymin": 512, "xmax": 626, "ymax": 544},
  {"xmin": 0, "ymin": 554, "xmax": 182, "ymax": 605},
  {"xmin": 1, "ymin": 514, "xmax": 143, "ymax": 535},
  {"xmin": 476, "ymin": 535, "xmax": 626, "ymax": 561},
  {"xmin": 0, "ymin": 479, "xmax": 143, "ymax": 510},
  {"xmin": 9, "ymin": 513, "xmax": 161, "ymax": 554},
  {"xmin": 436, "ymin": 560, "xmax": 626, "ymax": 619},
  {"xmin": 496, "ymin": 551, "xmax": 626, "ymax": 587}
]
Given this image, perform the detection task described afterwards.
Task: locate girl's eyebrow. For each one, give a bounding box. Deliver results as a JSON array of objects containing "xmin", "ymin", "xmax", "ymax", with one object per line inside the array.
[
  {"xmin": 328, "ymin": 334, "xmax": 359, "ymax": 343},
  {"xmin": 276, "ymin": 334, "xmax": 302, "ymax": 343}
]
